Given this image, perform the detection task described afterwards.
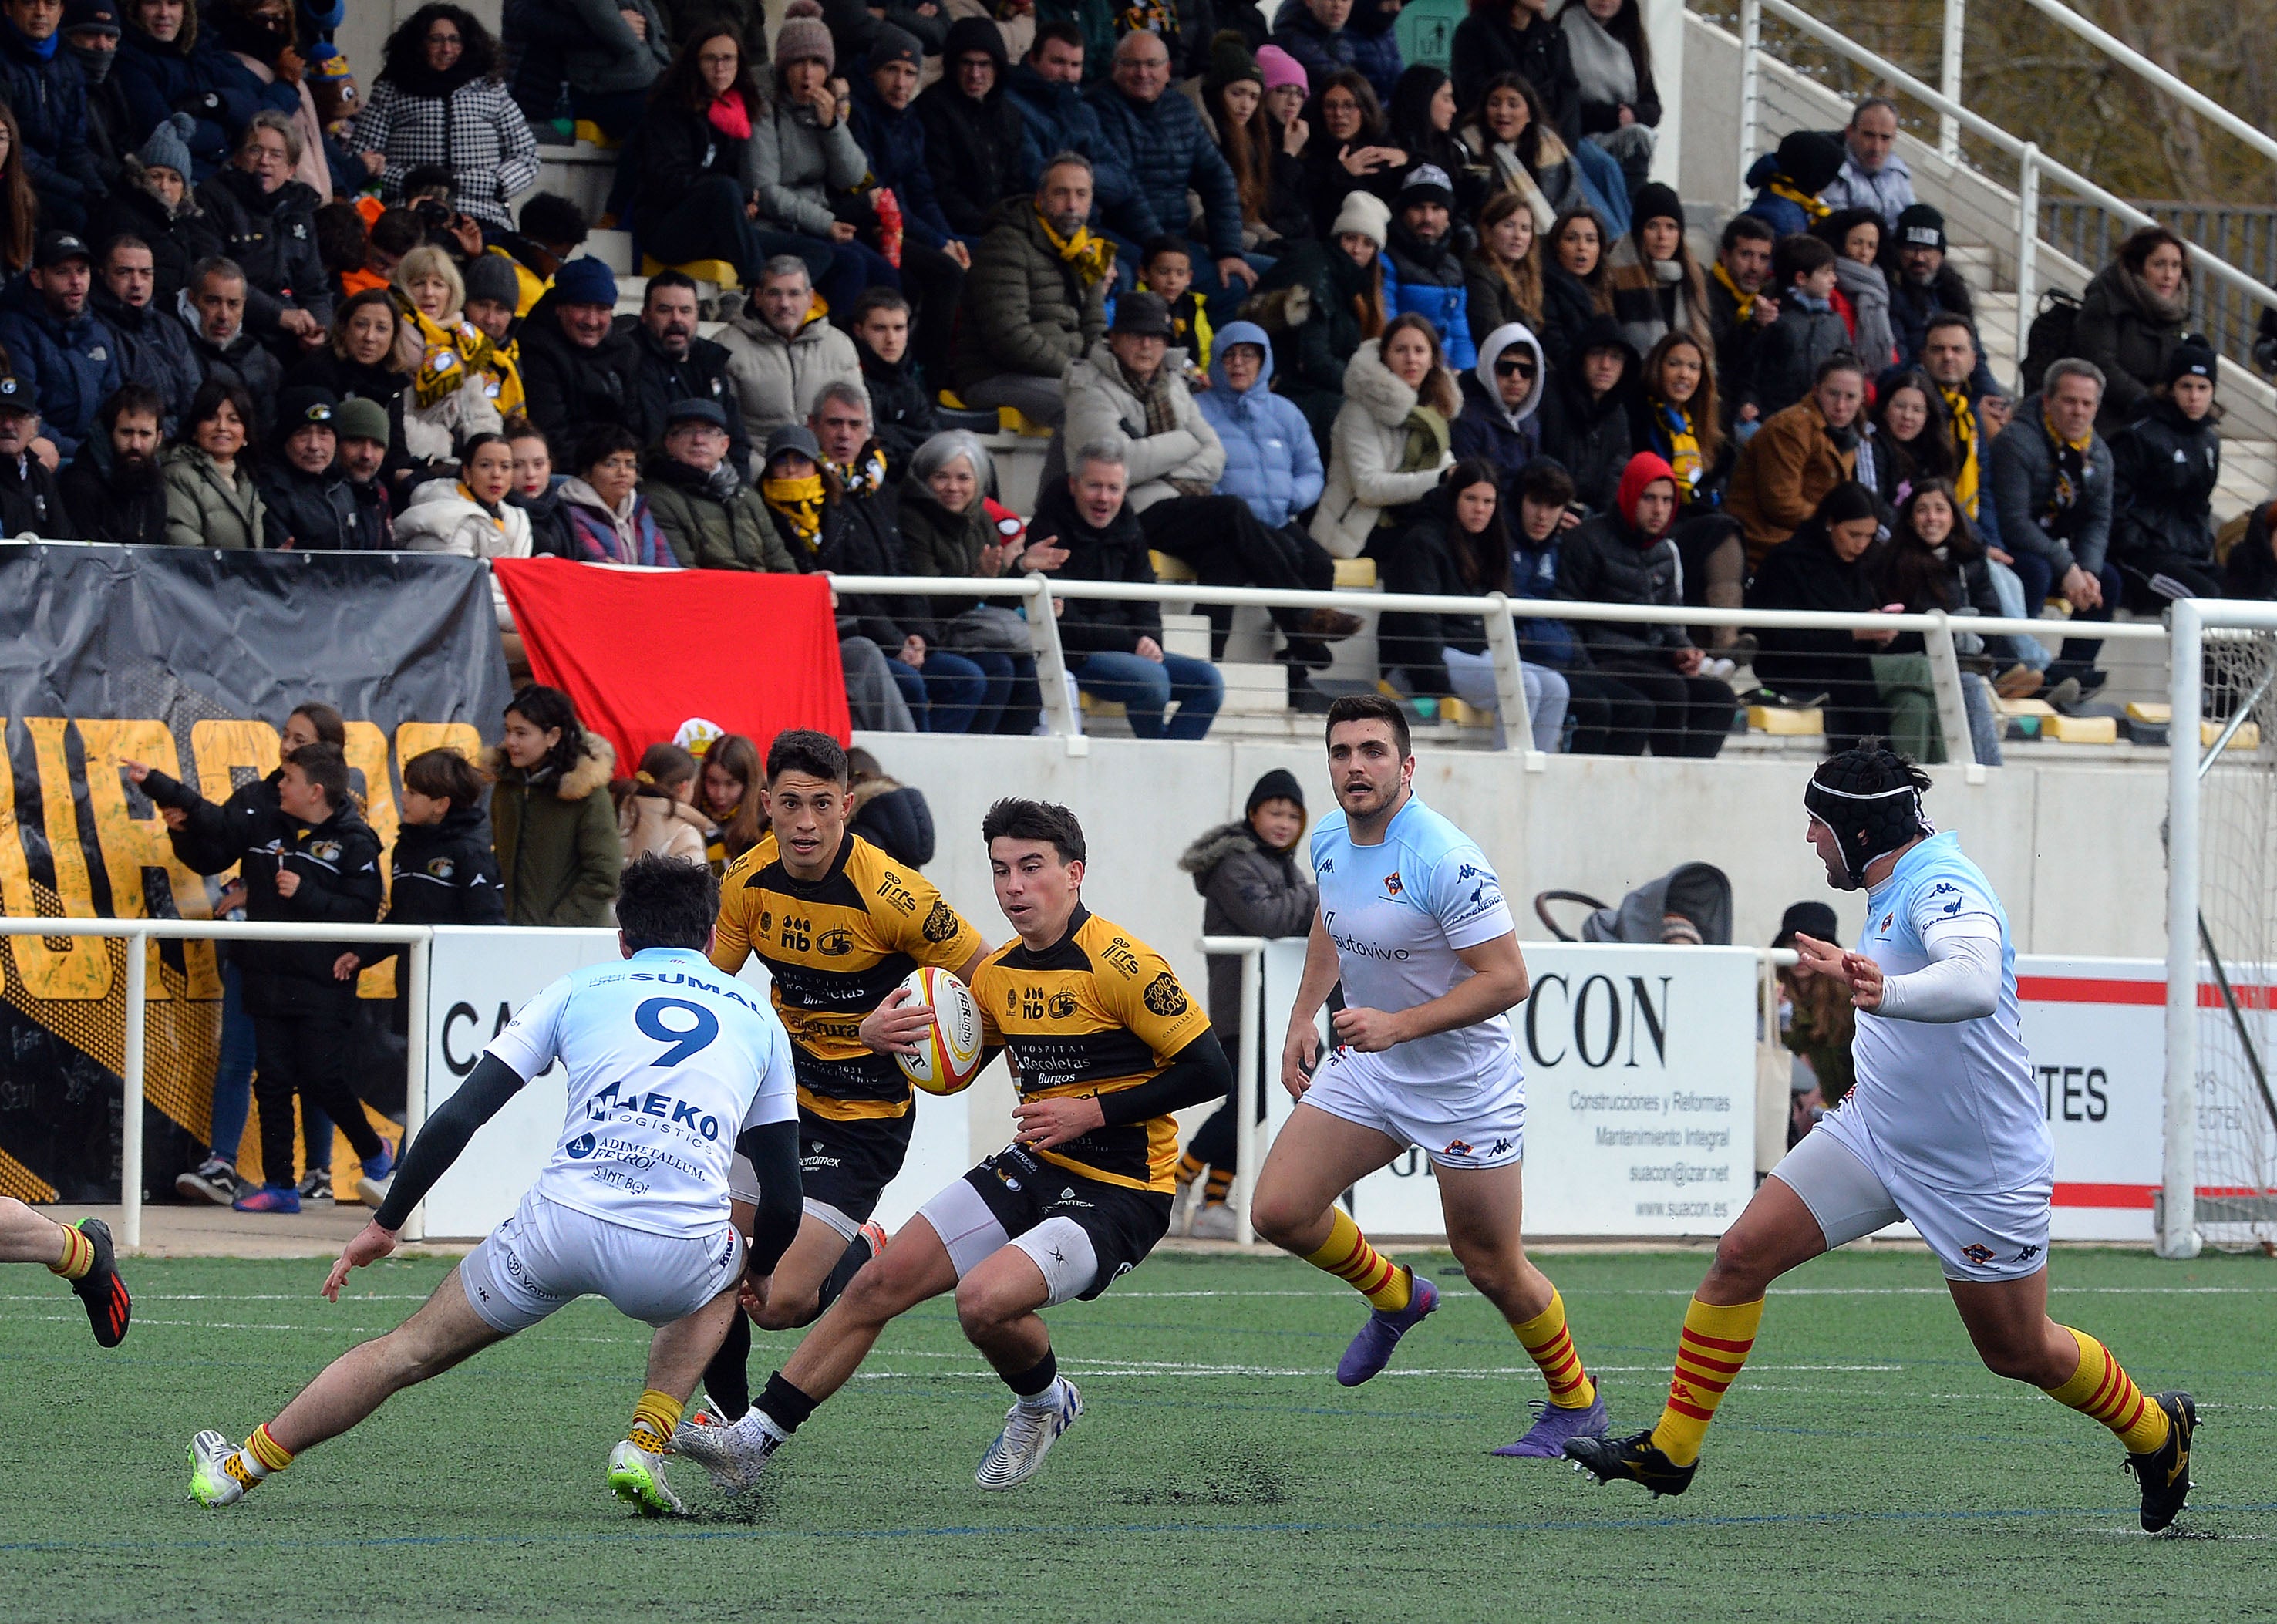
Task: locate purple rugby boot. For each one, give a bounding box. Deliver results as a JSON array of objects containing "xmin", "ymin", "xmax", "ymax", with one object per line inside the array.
[
  {"xmin": 1334, "ymin": 1272, "xmax": 1440, "ymax": 1386},
  {"xmin": 1494, "ymin": 1393, "xmax": 1611, "ymax": 1457}
]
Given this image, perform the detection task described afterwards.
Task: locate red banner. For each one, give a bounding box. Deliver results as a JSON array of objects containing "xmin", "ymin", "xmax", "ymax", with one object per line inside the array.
[{"xmin": 493, "ymin": 558, "xmax": 850, "ymax": 767}]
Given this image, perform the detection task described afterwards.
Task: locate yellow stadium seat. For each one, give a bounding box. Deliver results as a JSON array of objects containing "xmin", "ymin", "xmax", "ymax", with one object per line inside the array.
[
  {"xmin": 573, "ymin": 120, "xmax": 620, "ymax": 149},
  {"xmin": 1149, "ymin": 550, "xmax": 1198, "ymax": 583},
  {"xmin": 997, "ymin": 406, "xmax": 1053, "ymax": 436},
  {"xmin": 1332, "ymin": 557, "xmax": 1377, "ymax": 588},
  {"xmin": 1995, "ymin": 697, "xmax": 2056, "ymax": 718},
  {"xmin": 1441, "ymin": 696, "xmax": 1494, "ymax": 729},
  {"xmin": 938, "ymin": 389, "xmax": 968, "ymax": 409},
  {"xmin": 1747, "ymin": 706, "xmax": 1824, "ymax": 736},
  {"xmin": 2045, "ymin": 713, "xmax": 2118, "ymax": 744},
  {"xmin": 640, "ymin": 255, "xmax": 739, "ymax": 289}
]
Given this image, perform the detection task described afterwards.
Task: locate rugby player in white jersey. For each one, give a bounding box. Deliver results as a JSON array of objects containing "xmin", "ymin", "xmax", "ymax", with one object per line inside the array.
[
  {"xmin": 1250, "ymin": 693, "xmax": 1610, "ymax": 1457},
  {"xmin": 187, "ymin": 855, "xmax": 806, "ymax": 1517},
  {"xmin": 1568, "ymin": 742, "xmax": 2197, "ymax": 1533}
]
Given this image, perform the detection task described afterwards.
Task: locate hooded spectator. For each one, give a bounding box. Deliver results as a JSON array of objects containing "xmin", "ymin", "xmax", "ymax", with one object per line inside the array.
[
  {"xmin": 1554, "ymin": 450, "xmax": 1735, "ymax": 755},
  {"xmin": 846, "ymin": 746, "xmax": 935, "ymax": 868},
  {"xmin": 1247, "ymin": 187, "xmax": 1386, "ymax": 445},
  {"xmin": 0, "ymin": 230, "xmax": 123, "ymax": 459},
  {"xmin": 1464, "ymin": 188, "xmax": 1544, "ymax": 346},
  {"xmin": 162, "ymin": 375, "xmax": 265, "ymax": 546},
  {"xmin": 627, "ymin": 269, "xmax": 746, "ymax": 470},
  {"xmin": 1742, "ymin": 128, "xmax": 1844, "ymax": 238},
  {"xmin": 847, "ymin": 285, "xmax": 936, "ymax": 470},
  {"xmin": 0, "ymin": 0, "xmax": 104, "ymax": 228},
  {"xmin": 645, "ymin": 396, "xmax": 792, "ymax": 572},
  {"xmin": 920, "ymin": 15, "xmax": 1026, "ymax": 241},
  {"xmin": 1819, "ymin": 96, "xmax": 1914, "ymax": 231},
  {"xmin": 516, "ymin": 254, "xmax": 640, "ymax": 446},
  {"xmin": 753, "ymin": 2, "xmax": 896, "ymax": 318},
  {"xmin": 2075, "ymin": 225, "xmax": 2193, "ymax": 434},
  {"xmin": 1608, "ymin": 184, "xmax": 1709, "ymax": 358},
  {"xmin": 1450, "ymin": 319, "xmax": 1544, "ymax": 494},
  {"xmin": 1380, "ymin": 163, "xmax": 1475, "ymax": 367},
  {"xmin": 611, "ymin": 742, "xmax": 709, "ymax": 865},
  {"xmin": 1534, "ymin": 310, "xmax": 1635, "ymax": 513},
  {"xmin": 717, "ymin": 253, "xmax": 862, "ymax": 453},
  {"xmin": 61, "ymin": 379, "xmax": 165, "ymax": 542},
  {"xmin": 196, "ymin": 111, "xmax": 332, "ymax": 349},
  {"xmin": 486, "ymin": 682, "xmax": 621, "ymax": 927},
  {"xmin": 352, "ymin": 6, "xmax": 535, "ymax": 231},
  {"xmin": 559, "ymin": 419, "xmax": 674, "ymax": 567},
  {"xmin": 1197, "ymin": 318, "xmax": 1324, "ymax": 531},
  {"xmin": 395, "ymin": 429, "xmax": 531, "ymax": 624},
  {"xmin": 1746, "ymin": 479, "xmax": 1895, "ymax": 747},
  {"xmin": 1311, "ymin": 315, "xmax": 1457, "ymax": 557},
  {"xmin": 254, "ymin": 385, "xmax": 364, "ymax": 549},
  {"xmin": 1727, "ymin": 352, "xmax": 1867, "ymax": 567},
  {"xmin": 91, "ymin": 231, "xmax": 203, "ymax": 431},
  {"xmin": 2108, "ymin": 337, "xmax": 2222, "ymax": 607},
  {"xmin": 949, "ymin": 151, "xmax": 1111, "ymax": 428}
]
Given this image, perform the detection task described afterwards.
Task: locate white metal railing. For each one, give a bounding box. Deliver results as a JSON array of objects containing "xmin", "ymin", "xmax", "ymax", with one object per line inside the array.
[
  {"xmin": 1197, "ymin": 935, "xmax": 1267, "ymax": 1250},
  {"xmin": 0, "ymin": 919, "xmax": 434, "ymax": 1250},
  {"xmin": 830, "ymin": 570, "xmax": 2171, "ymax": 766},
  {"xmin": 1736, "ymin": 0, "xmax": 2277, "ymax": 340}
]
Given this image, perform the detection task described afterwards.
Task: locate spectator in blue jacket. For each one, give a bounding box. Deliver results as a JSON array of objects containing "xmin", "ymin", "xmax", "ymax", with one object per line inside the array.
[
  {"xmin": 1268, "ymin": 0, "xmax": 1353, "ymax": 91},
  {"xmin": 1197, "ymin": 318, "xmax": 1324, "ymax": 531},
  {"xmin": 847, "ymin": 25, "xmax": 970, "ymax": 380},
  {"xmin": 1005, "ymin": 23, "xmax": 1137, "ymax": 217},
  {"xmin": 1379, "ymin": 163, "xmax": 1475, "ymax": 369},
  {"xmin": 1506, "ymin": 455, "xmax": 1654, "ymax": 753},
  {"xmin": 0, "ymin": 230, "xmax": 123, "ymax": 459},
  {"xmin": 115, "ymin": 0, "xmax": 234, "ymax": 178},
  {"xmin": 1450, "ymin": 319, "xmax": 1543, "ymax": 500},
  {"xmin": 1345, "ymin": 0, "xmax": 1403, "ymax": 104},
  {"xmin": 1742, "ymin": 129, "xmax": 1844, "ymax": 239},
  {"xmin": 0, "ymin": 0, "xmax": 107, "ymax": 230},
  {"xmin": 1086, "ymin": 29, "xmax": 1254, "ymax": 306}
]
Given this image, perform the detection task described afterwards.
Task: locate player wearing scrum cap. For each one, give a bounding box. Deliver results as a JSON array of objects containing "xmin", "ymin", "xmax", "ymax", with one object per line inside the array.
[
  {"xmin": 674, "ymin": 798, "xmax": 1233, "ymax": 1493},
  {"xmin": 1568, "ymin": 741, "xmax": 2198, "ymax": 1534}
]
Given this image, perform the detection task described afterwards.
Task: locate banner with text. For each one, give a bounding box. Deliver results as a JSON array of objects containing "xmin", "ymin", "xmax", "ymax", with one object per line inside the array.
[{"xmin": 0, "ymin": 544, "xmax": 511, "ymax": 1201}]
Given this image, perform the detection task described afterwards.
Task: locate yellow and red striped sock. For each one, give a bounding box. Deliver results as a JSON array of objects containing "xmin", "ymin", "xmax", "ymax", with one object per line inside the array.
[
  {"xmin": 1649, "ymin": 1295, "xmax": 1763, "ymax": 1467},
  {"xmin": 1302, "ymin": 1208, "xmax": 1411, "ymax": 1312},
  {"xmin": 49, "ymin": 1223, "xmax": 93, "ymax": 1280},
  {"xmin": 1509, "ymin": 1288, "xmax": 1596, "ymax": 1409},
  {"xmin": 2043, "ymin": 1327, "xmax": 2170, "ymax": 1454},
  {"xmin": 224, "ymin": 1424, "xmax": 294, "ymax": 1492},
  {"xmin": 1203, "ymin": 1168, "xmax": 1234, "ymax": 1206},
  {"xmin": 628, "ymin": 1388, "xmax": 684, "ymax": 1454},
  {"xmin": 1175, "ymin": 1152, "xmax": 1204, "ymax": 1188}
]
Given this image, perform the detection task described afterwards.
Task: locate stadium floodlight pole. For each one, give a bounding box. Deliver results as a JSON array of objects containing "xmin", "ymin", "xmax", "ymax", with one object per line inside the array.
[
  {"xmin": 1736, "ymin": 0, "xmax": 1762, "ymax": 213},
  {"xmin": 1938, "ymin": 0, "xmax": 1965, "ymax": 163},
  {"xmin": 2160, "ymin": 598, "xmax": 2204, "ymax": 1259}
]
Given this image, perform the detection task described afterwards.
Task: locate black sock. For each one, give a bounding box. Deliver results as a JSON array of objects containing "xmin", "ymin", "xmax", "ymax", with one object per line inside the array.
[
  {"xmin": 701, "ymin": 1312, "xmax": 751, "ymax": 1421},
  {"xmin": 757, "ymin": 1370, "xmax": 820, "ymax": 1435},
  {"xmin": 1005, "ymin": 1348, "xmax": 1058, "ymax": 1400},
  {"xmin": 800, "ymin": 1229, "xmax": 877, "ymax": 1327}
]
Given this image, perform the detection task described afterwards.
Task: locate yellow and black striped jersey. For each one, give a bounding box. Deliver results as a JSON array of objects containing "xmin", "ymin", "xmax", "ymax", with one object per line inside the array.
[
  {"xmin": 974, "ymin": 908, "xmax": 1211, "ymax": 1193},
  {"xmin": 711, "ymin": 831, "xmax": 982, "ymax": 1119}
]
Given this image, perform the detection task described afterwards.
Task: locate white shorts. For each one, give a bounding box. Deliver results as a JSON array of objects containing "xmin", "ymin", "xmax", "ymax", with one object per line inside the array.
[
  {"xmin": 915, "ymin": 1177, "xmax": 1101, "ymax": 1308},
  {"xmin": 728, "ymin": 1152, "xmax": 861, "ymax": 1242},
  {"xmin": 459, "ymin": 1191, "xmax": 746, "ymax": 1335},
  {"xmin": 1300, "ymin": 1046, "xmax": 1527, "ymax": 1169},
  {"xmin": 1772, "ymin": 1120, "xmax": 2052, "ymax": 1284}
]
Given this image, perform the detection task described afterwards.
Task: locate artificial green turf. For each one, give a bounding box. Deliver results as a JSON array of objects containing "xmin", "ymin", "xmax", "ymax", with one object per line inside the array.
[{"xmin": 7, "ymin": 1245, "xmax": 2273, "ymax": 1622}]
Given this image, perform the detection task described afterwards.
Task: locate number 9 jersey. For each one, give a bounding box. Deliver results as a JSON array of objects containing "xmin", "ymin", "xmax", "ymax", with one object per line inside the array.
[{"xmin": 484, "ymin": 946, "xmax": 800, "ymax": 1236}]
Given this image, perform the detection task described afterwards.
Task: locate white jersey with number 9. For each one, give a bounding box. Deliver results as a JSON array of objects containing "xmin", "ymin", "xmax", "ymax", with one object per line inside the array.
[{"xmin": 483, "ymin": 946, "xmax": 800, "ymax": 1237}]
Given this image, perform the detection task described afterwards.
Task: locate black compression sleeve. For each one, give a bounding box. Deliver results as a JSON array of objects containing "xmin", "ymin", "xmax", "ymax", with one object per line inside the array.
[
  {"xmin": 1095, "ymin": 1031, "xmax": 1234, "ymax": 1127},
  {"xmin": 372, "ymin": 1054, "xmax": 527, "ymax": 1231},
  {"xmin": 734, "ymin": 1118, "xmax": 804, "ymax": 1279}
]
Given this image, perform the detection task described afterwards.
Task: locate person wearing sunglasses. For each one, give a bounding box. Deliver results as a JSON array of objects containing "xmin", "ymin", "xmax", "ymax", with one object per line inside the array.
[{"xmin": 1450, "ymin": 321, "xmax": 1548, "ymax": 510}]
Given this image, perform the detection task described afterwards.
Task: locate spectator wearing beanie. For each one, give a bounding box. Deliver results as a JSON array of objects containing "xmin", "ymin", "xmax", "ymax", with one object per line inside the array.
[
  {"xmin": 850, "ymin": 23, "xmax": 968, "ymax": 379},
  {"xmin": 254, "ymin": 386, "xmax": 364, "ymax": 549},
  {"xmin": 396, "ymin": 428, "xmax": 532, "ymax": 625},
  {"xmin": 92, "ymin": 229, "xmax": 204, "ymax": 433},
  {"xmin": 89, "ymin": 114, "xmax": 226, "ymax": 311},
  {"xmin": 62, "ymin": 379, "xmax": 168, "ymax": 544},
  {"xmin": 332, "ymin": 391, "xmax": 393, "ymax": 545},
  {"xmin": 1247, "ymin": 187, "xmax": 1389, "ymax": 448},
  {"xmin": 2108, "ymin": 337, "xmax": 2224, "ymax": 607},
  {"xmin": 0, "ymin": 230, "xmax": 124, "ymax": 461},
  {"xmin": 1204, "ymin": 34, "xmax": 1309, "ymax": 253},
  {"xmin": 1173, "ymin": 765, "xmax": 1315, "ymax": 1238},
  {"xmin": 645, "ymin": 396, "xmax": 795, "ymax": 572},
  {"xmin": 1746, "ymin": 478, "xmax": 1894, "ymax": 748},
  {"xmin": 460, "ymin": 249, "xmax": 527, "ymax": 386},
  {"xmin": 352, "ymin": 6, "xmax": 539, "ymax": 233},
  {"xmin": 1886, "ymin": 204, "xmax": 1992, "ymax": 386},
  {"xmin": 1607, "ymin": 183, "xmax": 1709, "ymax": 358},
  {"xmin": 517, "ymin": 254, "xmax": 640, "ymax": 447},
  {"xmin": 486, "ymin": 682, "xmax": 621, "ymax": 928},
  {"xmin": 753, "ymin": 1, "xmax": 898, "ymax": 320},
  {"xmin": 65, "ymin": 0, "xmax": 135, "ymax": 195},
  {"xmin": 1742, "ymin": 129, "xmax": 1844, "ymax": 238},
  {"xmin": 919, "ymin": 15, "xmax": 1026, "ymax": 243},
  {"xmin": 634, "ymin": 25, "xmax": 834, "ymax": 295},
  {"xmin": 1380, "ymin": 163, "xmax": 1474, "ymax": 368}
]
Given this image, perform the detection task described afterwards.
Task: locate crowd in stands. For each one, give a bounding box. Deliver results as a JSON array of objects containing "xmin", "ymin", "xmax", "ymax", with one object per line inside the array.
[{"xmin": 0, "ymin": 0, "xmax": 2255, "ymax": 756}]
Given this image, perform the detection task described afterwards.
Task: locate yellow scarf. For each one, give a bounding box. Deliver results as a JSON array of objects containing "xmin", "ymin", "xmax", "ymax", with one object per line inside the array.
[
  {"xmin": 1656, "ymin": 399, "xmax": 1703, "ymax": 497},
  {"xmin": 456, "ymin": 480, "xmax": 505, "ymax": 531},
  {"xmin": 1710, "ymin": 260, "xmax": 1756, "ymax": 322},
  {"xmin": 1767, "ymin": 178, "xmax": 1831, "ymax": 222},
  {"xmin": 396, "ymin": 292, "xmax": 515, "ymax": 414},
  {"xmin": 1037, "ymin": 205, "xmax": 1116, "ymax": 287},
  {"xmin": 830, "ymin": 445, "xmax": 890, "ymax": 500},
  {"xmin": 1938, "ymin": 382, "xmax": 1979, "ymax": 517},
  {"xmin": 763, "ymin": 472, "xmax": 826, "ymax": 554}
]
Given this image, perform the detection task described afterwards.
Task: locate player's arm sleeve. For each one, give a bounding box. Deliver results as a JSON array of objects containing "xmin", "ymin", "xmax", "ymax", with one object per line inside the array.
[
  {"xmin": 894, "ymin": 869, "xmax": 985, "ymax": 969},
  {"xmin": 1433, "ymin": 844, "xmax": 1516, "ymax": 951},
  {"xmin": 707, "ymin": 875, "xmax": 753, "ymax": 975},
  {"xmin": 1096, "ymin": 1029, "xmax": 1234, "ymax": 1126},
  {"xmin": 1874, "ymin": 914, "xmax": 2002, "ymax": 1023},
  {"xmin": 370, "ymin": 1053, "xmax": 529, "ymax": 1230},
  {"xmin": 731, "ymin": 1118, "xmax": 803, "ymax": 1278}
]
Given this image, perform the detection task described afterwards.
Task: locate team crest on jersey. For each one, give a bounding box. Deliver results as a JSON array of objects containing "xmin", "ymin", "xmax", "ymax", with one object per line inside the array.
[
  {"xmin": 1142, "ymin": 972, "xmax": 1187, "ymax": 1016},
  {"xmin": 425, "ymin": 856, "xmax": 456, "ymax": 880},
  {"xmin": 1383, "ymin": 871, "xmax": 1403, "ymax": 897},
  {"xmin": 922, "ymin": 899, "xmax": 960, "ymax": 942},
  {"xmin": 308, "ymin": 840, "xmax": 342, "ymax": 863},
  {"xmin": 1048, "ymin": 989, "xmax": 1078, "ymax": 1019},
  {"xmin": 817, "ymin": 927, "xmax": 854, "ymax": 956},
  {"xmin": 1880, "ymin": 911, "xmax": 1895, "ymax": 933},
  {"xmin": 1962, "ymin": 1243, "xmax": 1996, "ymax": 1265}
]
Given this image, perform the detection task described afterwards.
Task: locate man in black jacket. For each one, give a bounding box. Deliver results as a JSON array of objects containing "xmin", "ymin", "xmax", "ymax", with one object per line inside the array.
[
  {"xmin": 258, "ymin": 387, "xmax": 369, "ymax": 550},
  {"xmin": 847, "ymin": 287, "xmax": 937, "ymax": 473},
  {"xmin": 918, "ymin": 17, "xmax": 1026, "ymax": 242},
  {"xmin": 1029, "ymin": 440, "xmax": 1224, "ymax": 739},
  {"xmin": 1704, "ymin": 214, "xmax": 1777, "ymax": 432},
  {"xmin": 1535, "ymin": 315, "xmax": 1636, "ymax": 515},
  {"xmin": 129, "ymin": 742, "xmax": 398, "ymax": 1214},
  {"xmin": 180, "ymin": 258, "xmax": 285, "ymax": 436},
  {"xmin": 518, "ymin": 256, "xmax": 641, "ymax": 448},
  {"xmin": 0, "ymin": 375, "xmax": 79, "ymax": 535},
  {"xmin": 61, "ymin": 380, "xmax": 164, "ymax": 544},
  {"xmin": 627, "ymin": 271, "xmax": 748, "ymax": 470},
  {"xmin": 95, "ymin": 234, "xmax": 202, "ymax": 433}
]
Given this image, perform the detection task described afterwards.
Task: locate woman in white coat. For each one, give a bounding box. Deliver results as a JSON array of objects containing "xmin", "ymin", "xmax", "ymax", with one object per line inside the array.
[
  {"xmin": 393, "ymin": 433, "xmax": 531, "ymax": 630},
  {"xmin": 1310, "ymin": 314, "xmax": 1461, "ymax": 559}
]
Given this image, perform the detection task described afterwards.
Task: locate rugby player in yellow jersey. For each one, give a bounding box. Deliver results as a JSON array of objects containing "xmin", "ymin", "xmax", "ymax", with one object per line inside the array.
[
  {"xmin": 675, "ymin": 798, "xmax": 1234, "ymax": 1491},
  {"xmin": 698, "ymin": 730, "xmax": 990, "ymax": 1422}
]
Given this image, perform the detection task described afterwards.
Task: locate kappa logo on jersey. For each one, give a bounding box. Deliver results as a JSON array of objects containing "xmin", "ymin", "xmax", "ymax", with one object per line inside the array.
[
  {"xmin": 922, "ymin": 899, "xmax": 961, "ymax": 942},
  {"xmin": 1318, "ymin": 857, "xmax": 1333, "ymax": 872},
  {"xmin": 1142, "ymin": 972, "xmax": 1188, "ymax": 1017},
  {"xmin": 2012, "ymin": 1243, "xmax": 2042, "ymax": 1264},
  {"xmin": 1383, "ymin": 871, "xmax": 1403, "ymax": 897},
  {"xmin": 1962, "ymin": 1243, "xmax": 1996, "ymax": 1265}
]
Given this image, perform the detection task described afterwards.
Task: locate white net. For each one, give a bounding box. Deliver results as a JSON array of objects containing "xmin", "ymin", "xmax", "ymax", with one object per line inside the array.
[{"xmin": 2192, "ymin": 629, "xmax": 2277, "ymax": 1251}]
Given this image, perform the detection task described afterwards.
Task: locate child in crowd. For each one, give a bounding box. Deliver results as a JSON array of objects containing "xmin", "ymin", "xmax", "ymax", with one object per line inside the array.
[
  {"xmin": 1138, "ymin": 237, "xmax": 1211, "ymax": 372},
  {"xmin": 612, "ymin": 743, "xmax": 710, "ymax": 864}
]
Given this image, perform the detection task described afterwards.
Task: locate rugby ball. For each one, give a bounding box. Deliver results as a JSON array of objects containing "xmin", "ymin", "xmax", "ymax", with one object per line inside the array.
[{"xmin": 894, "ymin": 966, "xmax": 985, "ymax": 1096}]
